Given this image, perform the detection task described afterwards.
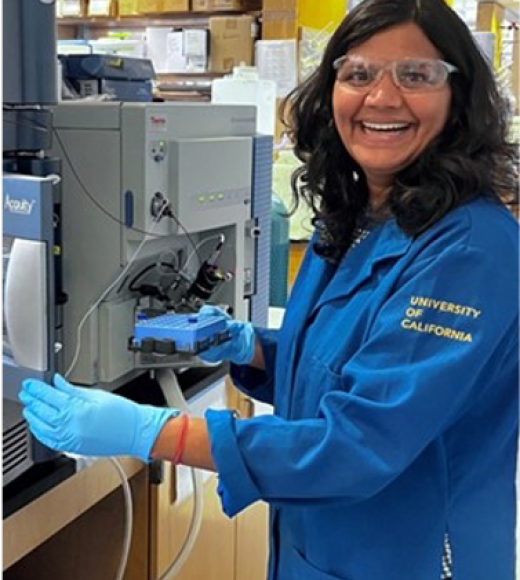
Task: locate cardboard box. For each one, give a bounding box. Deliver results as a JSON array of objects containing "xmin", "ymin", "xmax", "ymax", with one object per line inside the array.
[
  {"xmin": 262, "ymin": 0, "xmax": 298, "ymax": 40},
  {"xmin": 193, "ymin": 0, "xmax": 260, "ymax": 12},
  {"xmin": 209, "ymin": 15, "xmax": 253, "ymax": 72},
  {"xmin": 88, "ymin": 0, "xmax": 118, "ymax": 18},
  {"xmin": 59, "ymin": 0, "xmax": 88, "ymax": 18},
  {"xmin": 163, "ymin": 0, "xmax": 190, "ymax": 11},
  {"xmin": 138, "ymin": 0, "xmax": 189, "ymax": 12},
  {"xmin": 88, "ymin": 0, "xmax": 118, "ymax": 16},
  {"xmin": 138, "ymin": 0, "xmax": 160, "ymax": 12},
  {"xmin": 118, "ymin": 0, "xmax": 141, "ymax": 15}
]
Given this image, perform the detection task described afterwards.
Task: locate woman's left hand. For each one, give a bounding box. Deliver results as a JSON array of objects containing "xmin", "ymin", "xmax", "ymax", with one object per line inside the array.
[{"xmin": 19, "ymin": 374, "xmax": 178, "ymax": 462}]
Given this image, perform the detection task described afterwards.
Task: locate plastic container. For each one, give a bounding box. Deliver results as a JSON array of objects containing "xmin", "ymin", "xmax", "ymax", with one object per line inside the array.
[
  {"xmin": 270, "ymin": 195, "xmax": 290, "ymax": 307},
  {"xmin": 211, "ymin": 65, "xmax": 277, "ymax": 136},
  {"xmin": 133, "ymin": 313, "xmax": 227, "ymax": 352}
]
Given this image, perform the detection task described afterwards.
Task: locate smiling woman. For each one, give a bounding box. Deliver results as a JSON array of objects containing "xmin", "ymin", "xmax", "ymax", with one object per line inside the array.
[{"xmin": 285, "ymin": 0, "xmax": 518, "ymax": 263}]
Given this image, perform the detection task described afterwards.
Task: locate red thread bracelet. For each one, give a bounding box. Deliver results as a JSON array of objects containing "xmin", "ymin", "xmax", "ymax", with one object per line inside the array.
[{"xmin": 172, "ymin": 414, "xmax": 190, "ymax": 465}]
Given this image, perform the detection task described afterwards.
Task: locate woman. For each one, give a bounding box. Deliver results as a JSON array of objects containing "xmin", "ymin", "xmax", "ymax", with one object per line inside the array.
[{"xmin": 20, "ymin": 0, "xmax": 518, "ymax": 578}]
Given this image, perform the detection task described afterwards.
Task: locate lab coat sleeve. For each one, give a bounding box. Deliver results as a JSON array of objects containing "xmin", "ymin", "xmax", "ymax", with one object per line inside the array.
[
  {"xmin": 228, "ymin": 327, "xmax": 278, "ymax": 405},
  {"xmin": 206, "ymin": 242, "xmax": 518, "ymax": 516}
]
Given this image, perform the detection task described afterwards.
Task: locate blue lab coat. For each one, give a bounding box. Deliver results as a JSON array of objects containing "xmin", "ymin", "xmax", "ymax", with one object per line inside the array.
[{"xmin": 206, "ymin": 197, "xmax": 519, "ymax": 580}]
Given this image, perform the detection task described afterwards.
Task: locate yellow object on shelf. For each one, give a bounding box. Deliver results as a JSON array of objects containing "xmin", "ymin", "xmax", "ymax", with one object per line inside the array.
[
  {"xmin": 476, "ymin": 2, "xmax": 504, "ymax": 70},
  {"xmin": 298, "ymin": 0, "xmax": 347, "ymax": 31}
]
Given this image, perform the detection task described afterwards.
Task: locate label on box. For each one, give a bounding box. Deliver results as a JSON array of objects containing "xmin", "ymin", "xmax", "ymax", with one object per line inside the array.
[
  {"xmin": 256, "ymin": 39, "xmax": 298, "ymax": 97},
  {"xmin": 89, "ymin": 0, "xmax": 112, "ymax": 15},
  {"xmin": 193, "ymin": 0, "xmax": 241, "ymax": 11},
  {"xmin": 184, "ymin": 29, "xmax": 208, "ymax": 72},
  {"xmin": 166, "ymin": 30, "xmax": 187, "ymax": 72},
  {"xmin": 60, "ymin": 0, "xmax": 83, "ymax": 16}
]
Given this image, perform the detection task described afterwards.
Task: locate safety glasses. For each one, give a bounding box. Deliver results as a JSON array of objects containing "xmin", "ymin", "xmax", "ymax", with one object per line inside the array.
[{"xmin": 332, "ymin": 55, "xmax": 458, "ymax": 92}]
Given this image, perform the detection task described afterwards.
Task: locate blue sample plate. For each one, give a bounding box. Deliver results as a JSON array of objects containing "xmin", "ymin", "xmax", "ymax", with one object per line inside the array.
[{"xmin": 132, "ymin": 313, "xmax": 228, "ymax": 354}]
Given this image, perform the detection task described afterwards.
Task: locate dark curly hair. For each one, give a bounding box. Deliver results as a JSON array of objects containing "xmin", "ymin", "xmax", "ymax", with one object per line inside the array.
[{"xmin": 284, "ymin": 0, "xmax": 519, "ymax": 262}]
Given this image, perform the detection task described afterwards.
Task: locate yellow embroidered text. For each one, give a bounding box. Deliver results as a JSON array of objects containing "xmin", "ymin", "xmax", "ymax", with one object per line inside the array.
[
  {"xmin": 410, "ymin": 296, "xmax": 481, "ymax": 319},
  {"xmin": 401, "ymin": 319, "xmax": 472, "ymax": 342}
]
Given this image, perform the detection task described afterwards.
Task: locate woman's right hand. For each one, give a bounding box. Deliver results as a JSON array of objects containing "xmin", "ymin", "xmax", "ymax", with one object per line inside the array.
[{"xmin": 198, "ymin": 305, "xmax": 255, "ymax": 365}]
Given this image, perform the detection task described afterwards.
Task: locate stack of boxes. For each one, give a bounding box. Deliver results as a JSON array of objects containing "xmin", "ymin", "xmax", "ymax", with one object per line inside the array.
[
  {"xmin": 209, "ymin": 16, "xmax": 254, "ymax": 72},
  {"xmin": 262, "ymin": 0, "xmax": 298, "ymax": 40},
  {"xmin": 57, "ymin": 0, "xmax": 127, "ymax": 16},
  {"xmin": 58, "ymin": 0, "xmax": 258, "ymax": 74},
  {"xmin": 137, "ymin": 0, "xmax": 191, "ymax": 12},
  {"xmin": 192, "ymin": 0, "xmax": 261, "ymax": 10},
  {"xmin": 131, "ymin": 0, "xmax": 260, "ymax": 14},
  {"xmin": 56, "ymin": 0, "xmax": 301, "ymax": 112},
  {"xmin": 57, "ymin": 0, "xmax": 261, "ymax": 18}
]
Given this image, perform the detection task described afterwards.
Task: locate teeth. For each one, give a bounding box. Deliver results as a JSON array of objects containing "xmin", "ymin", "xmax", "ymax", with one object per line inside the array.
[{"xmin": 362, "ymin": 122, "xmax": 410, "ymax": 131}]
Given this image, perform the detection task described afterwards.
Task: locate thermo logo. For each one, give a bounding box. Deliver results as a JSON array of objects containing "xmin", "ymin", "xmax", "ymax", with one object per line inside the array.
[
  {"xmin": 4, "ymin": 195, "xmax": 36, "ymax": 216},
  {"xmin": 149, "ymin": 115, "xmax": 168, "ymax": 132}
]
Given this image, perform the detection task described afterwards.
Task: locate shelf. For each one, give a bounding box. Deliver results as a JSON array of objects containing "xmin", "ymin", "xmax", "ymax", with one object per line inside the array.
[
  {"xmin": 156, "ymin": 70, "xmax": 224, "ymax": 77},
  {"xmin": 57, "ymin": 10, "xmax": 261, "ymax": 27}
]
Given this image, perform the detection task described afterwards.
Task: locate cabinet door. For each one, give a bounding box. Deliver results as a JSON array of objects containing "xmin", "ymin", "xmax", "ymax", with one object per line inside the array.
[
  {"xmin": 150, "ymin": 468, "xmax": 235, "ymax": 580},
  {"xmin": 4, "ymin": 467, "xmax": 149, "ymax": 580},
  {"xmin": 150, "ymin": 377, "xmax": 235, "ymax": 580},
  {"xmin": 227, "ymin": 378, "xmax": 270, "ymax": 580}
]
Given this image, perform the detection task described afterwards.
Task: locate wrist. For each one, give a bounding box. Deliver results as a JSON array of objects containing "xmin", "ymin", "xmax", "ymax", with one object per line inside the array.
[
  {"xmin": 236, "ymin": 323, "xmax": 255, "ymax": 365},
  {"xmin": 150, "ymin": 413, "xmax": 182, "ymax": 461},
  {"xmin": 172, "ymin": 415, "xmax": 190, "ymax": 464},
  {"xmin": 138, "ymin": 406, "xmax": 179, "ymax": 462}
]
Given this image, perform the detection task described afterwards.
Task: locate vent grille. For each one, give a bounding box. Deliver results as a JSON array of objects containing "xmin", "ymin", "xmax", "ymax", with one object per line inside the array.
[{"xmin": 3, "ymin": 420, "xmax": 31, "ymax": 481}]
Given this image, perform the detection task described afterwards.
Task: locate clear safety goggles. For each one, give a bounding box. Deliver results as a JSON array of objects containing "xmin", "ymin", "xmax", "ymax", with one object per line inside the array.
[{"xmin": 332, "ymin": 55, "xmax": 458, "ymax": 92}]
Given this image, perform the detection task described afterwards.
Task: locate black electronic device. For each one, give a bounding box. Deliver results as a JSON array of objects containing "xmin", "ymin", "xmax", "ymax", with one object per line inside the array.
[{"xmin": 61, "ymin": 54, "xmax": 156, "ymax": 102}]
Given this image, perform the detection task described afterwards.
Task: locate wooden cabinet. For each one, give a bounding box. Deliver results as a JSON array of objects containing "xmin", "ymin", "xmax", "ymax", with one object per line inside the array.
[
  {"xmin": 289, "ymin": 240, "xmax": 307, "ymax": 288},
  {"xmin": 4, "ymin": 461, "xmax": 149, "ymax": 580},
  {"xmin": 236, "ymin": 501, "xmax": 269, "ymax": 580},
  {"xmin": 150, "ymin": 472, "xmax": 269, "ymax": 580},
  {"xmin": 150, "ymin": 467, "xmax": 236, "ymax": 580}
]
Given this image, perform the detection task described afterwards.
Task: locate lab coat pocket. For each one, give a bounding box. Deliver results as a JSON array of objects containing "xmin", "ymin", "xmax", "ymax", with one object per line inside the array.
[
  {"xmin": 289, "ymin": 545, "xmax": 352, "ymax": 580},
  {"xmin": 309, "ymin": 355, "xmax": 343, "ymax": 382},
  {"xmin": 291, "ymin": 355, "xmax": 344, "ymax": 417}
]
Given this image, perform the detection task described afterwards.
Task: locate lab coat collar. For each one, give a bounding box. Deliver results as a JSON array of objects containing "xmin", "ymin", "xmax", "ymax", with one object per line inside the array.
[{"xmin": 310, "ymin": 218, "xmax": 412, "ymax": 314}]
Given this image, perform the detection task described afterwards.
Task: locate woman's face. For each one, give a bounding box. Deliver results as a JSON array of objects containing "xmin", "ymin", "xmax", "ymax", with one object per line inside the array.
[{"xmin": 332, "ymin": 22, "xmax": 452, "ymax": 193}]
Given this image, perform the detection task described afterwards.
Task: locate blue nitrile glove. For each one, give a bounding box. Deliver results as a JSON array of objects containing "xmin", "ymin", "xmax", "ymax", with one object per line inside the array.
[
  {"xmin": 198, "ymin": 305, "xmax": 255, "ymax": 365},
  {"xmin": 19, "ymin": 374, "xmax": 178, "ymax": 462}
]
